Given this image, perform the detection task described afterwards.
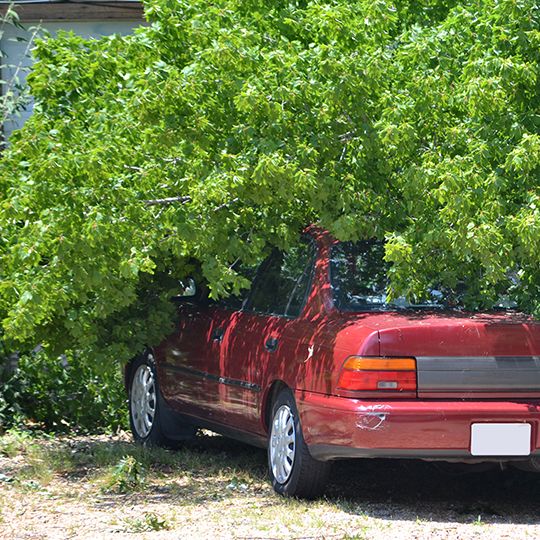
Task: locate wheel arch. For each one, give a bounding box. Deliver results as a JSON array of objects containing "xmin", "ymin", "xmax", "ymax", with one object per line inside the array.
[
  {"xmin": 261, "ymin": 379, "xmax": 290, "ymax": 433},
  {"xmin": 123, "ymin": 347, "xmax": 155, "ymax": 391}
]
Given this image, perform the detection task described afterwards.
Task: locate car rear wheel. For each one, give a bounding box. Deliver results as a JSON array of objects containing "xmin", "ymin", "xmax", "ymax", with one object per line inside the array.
[
  {"xmin": 512, "ymin": 457, "xmax": 540, "ymax": 473},
  {"xmin": 268, "ymin": 388, "xmax": 330, "ymax": 499},
  {"xmin": 128, "ymin": 353, "xmax": 195, "ymax": 447}
]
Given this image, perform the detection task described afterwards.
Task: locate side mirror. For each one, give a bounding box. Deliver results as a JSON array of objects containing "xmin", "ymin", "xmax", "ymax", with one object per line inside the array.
[
  {"xmin": 180, "ymin": 277, "xmax": 197, "ymax": 297},
  {"xmin": 171, "ymin": 277, "xmax": 197, "ymax": 303}
]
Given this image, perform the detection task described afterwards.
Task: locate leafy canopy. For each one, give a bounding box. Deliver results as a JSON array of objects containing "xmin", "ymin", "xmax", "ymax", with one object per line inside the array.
[{"xmin": 0, "ymin": 0, "xmax": 539, "ymax": 362}]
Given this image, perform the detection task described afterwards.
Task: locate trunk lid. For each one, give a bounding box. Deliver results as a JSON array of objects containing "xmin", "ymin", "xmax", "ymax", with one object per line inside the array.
[{"xmin": 374, "ymin": 312, "xmax": 540, "ymax": 398}]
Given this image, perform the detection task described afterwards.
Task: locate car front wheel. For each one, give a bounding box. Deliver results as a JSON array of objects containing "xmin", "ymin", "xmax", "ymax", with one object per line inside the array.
[
  {"xmin": 128, "ymin": 353, "xmax": 195, "ymax": 447},
  {"xmin": 268, "ymin": 388, "xmax": 330, "ymax": 499},
  {"xmin": 129, "ymin": 354, "xmax": 167, "ymax": 446}
]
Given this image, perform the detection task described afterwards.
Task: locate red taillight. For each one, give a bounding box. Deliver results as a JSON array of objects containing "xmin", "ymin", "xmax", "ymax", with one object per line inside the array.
[{"xmin": 337, "ymin": 356, "xmax": 417, "ymax": 395}]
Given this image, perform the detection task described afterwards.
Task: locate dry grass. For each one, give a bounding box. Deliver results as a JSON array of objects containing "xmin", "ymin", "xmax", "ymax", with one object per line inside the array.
[{"xmin": 0, "ymin": 429, "xmax": 539, "ymax": 539}]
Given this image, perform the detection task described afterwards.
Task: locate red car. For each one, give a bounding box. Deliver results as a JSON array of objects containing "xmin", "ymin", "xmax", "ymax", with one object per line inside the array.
[{"xmin": 126, "ymin": 228, "xmax": 540, "ymax": 498}]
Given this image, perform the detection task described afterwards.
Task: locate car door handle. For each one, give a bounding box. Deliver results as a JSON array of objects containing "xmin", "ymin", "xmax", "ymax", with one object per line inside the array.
[
  {"xmin": 212, "ymin": 327, "xmax": 224, "ymax": 342},
  {"xmin": 264, "ymin": 337, "xmax": 279, "ymax": 352}
]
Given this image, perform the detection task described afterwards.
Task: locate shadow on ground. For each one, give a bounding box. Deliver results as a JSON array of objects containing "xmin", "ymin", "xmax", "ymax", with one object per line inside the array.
[
  {"xmin": 328, "ymin": 458, "xmax": 540, "ymax": 525},
  {"xmin": 49, "ymin": 431, "xmax": 540, "ymax": 526}
]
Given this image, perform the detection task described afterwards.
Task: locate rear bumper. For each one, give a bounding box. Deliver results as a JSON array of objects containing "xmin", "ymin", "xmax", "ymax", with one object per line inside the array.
[{"xmin": 295, "ymin": 390, "xmax": 540, "ymax": 462}]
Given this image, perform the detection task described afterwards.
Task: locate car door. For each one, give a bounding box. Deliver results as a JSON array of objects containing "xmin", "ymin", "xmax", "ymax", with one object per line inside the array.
[
  {"xmin": 211, "ymin": 239, "xmax": 317, "ymax": 433},
  {"xmin": 156, "ymin": 299, "xmax": 217, "ymax": 418},
  {"xmin": 157, "ymin": 269, "xmax": 257, "ymax": 424}
]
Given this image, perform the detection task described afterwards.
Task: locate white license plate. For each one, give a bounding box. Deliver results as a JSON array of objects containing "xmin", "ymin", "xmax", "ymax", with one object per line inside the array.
[{"xmin": 471, "ymin": 423, "xmax": 531, "ymax": 456}]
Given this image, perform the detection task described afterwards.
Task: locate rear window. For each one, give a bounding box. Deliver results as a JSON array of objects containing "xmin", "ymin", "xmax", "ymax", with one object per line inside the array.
[{"xmin": 330, "ymin": 241, "xmax": 454, "ymax": 311}]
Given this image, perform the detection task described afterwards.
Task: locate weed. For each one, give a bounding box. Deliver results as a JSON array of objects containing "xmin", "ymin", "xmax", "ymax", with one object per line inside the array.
[
  {"xmin": 0, "ymin": 348, "xmax": 127, "ymax": 433},
  {"xmin": 102, "ymin": 455, "xmax": 146, "ymax": 493},
  {"xmin": 123, "ymin": 512, "xmax": 171, "ymax": 532},
  {"xmin": 18, "ymin": 479, "xmax": 43, "ymax": 492},
  {"xmin": 473, "ymin": 514, "xmax": 485, "ymax": 526},
  {"xmin": 0, "ymin": 428, "xmax": 37, "ymax": 458}
]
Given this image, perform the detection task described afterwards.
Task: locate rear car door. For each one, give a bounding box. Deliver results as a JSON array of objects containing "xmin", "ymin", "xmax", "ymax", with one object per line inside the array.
[{"xmin": 212, "ymin": 239, "xmax": 317, "ymax": 433}]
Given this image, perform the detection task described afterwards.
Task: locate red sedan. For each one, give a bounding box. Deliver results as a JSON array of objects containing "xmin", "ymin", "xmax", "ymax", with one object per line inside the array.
[{"xmin": 126, "ymin": 228, "xmax": 540, "ymax": 498}]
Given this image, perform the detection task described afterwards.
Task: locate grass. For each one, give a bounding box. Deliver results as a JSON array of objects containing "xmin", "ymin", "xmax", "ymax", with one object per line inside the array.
[
  {"xmin": 1, "ymin": 428, "xmax": 539, "ymax": 539},
  {"xmin": 0, "ymin": 427, "xmax": 270, "ymax": 506},
  {"xmin": 0, "ymin": 428, "xmax": 59, "ymax": 484}
]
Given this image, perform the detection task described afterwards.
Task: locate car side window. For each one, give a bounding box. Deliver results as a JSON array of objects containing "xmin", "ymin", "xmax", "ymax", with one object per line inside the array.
[
  {"xmin": 216, "ymin": 263, "xmax": 259, "ymax": 311},
  {"xmin": 246, "ymin": 239, "xmax": 316, "ymax": 317}
]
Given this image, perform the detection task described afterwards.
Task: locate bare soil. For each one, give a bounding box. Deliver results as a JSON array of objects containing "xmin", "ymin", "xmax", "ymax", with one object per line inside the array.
[{"xmin": 0, "ymin": 432, "xmax": 539, "ymax": 539}]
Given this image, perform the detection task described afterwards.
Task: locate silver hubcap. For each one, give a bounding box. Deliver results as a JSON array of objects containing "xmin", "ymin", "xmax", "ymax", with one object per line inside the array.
[
  {"xmin": 270, "ymin": 404, "xmax": 296, "ymax": 484},
  {"xmin": 130, "ymin": 363, "xmax": 156, "ymax": 438}
]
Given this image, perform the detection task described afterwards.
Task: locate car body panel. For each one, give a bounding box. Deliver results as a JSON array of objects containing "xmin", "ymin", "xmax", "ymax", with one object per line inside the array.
[
  {"xmin": 156, "ymin": 303, "xmax": 216, "ymax": 418},
  {"xmin": 214, "ymin": 309, "xmax": 278, "ymax": 432},
  {"xmin": 295, "ymin": 390, "xmax": 540, "ymax": 460}
]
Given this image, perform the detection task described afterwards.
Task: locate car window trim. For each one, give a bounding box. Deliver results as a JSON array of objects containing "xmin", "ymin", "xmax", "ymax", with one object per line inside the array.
[{"xmin": 284, "ymin": 236, "xmax": 316, "ymax": 318}]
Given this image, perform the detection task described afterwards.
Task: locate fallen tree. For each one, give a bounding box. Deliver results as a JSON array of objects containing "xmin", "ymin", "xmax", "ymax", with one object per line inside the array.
[{"xmin": 0, "ymin": 0, "xmax": 538, "ymax": 362}]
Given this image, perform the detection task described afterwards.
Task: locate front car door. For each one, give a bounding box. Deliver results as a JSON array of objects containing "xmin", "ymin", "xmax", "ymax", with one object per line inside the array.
[{"xmin": 155, "ymin": 299, "xmax": 217, "ymax": 418}]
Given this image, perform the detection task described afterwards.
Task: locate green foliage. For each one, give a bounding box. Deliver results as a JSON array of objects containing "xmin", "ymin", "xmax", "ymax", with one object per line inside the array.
[
  {"xmin": 104, "ymin": 455, "xmax": 146, "ymax": 493},
  {"xmin": 0, "ymin": 0, "xmax": 539, "ymax": 368},
  {"xmin": 124, "ymin": 512, "xmax": 171, "ymax": 532},
  {"xmin": 0, "ymin": 426, "xmax": 37, "ymax": 458},
  {"xmin": 0, "ymin": 347, "xmax": 127, "ymax": 432}
]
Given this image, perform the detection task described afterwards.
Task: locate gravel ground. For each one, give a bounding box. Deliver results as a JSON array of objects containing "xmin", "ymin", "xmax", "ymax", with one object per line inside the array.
[{"xmin": 0, "ymin": 432, "xmax": 539, "ymax": 539}]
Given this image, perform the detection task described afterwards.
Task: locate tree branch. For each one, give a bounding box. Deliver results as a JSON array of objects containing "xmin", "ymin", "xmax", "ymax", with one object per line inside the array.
[
  {"xmin": 144, "ymin": 196, "xmax": 192, "ymax": 206},
  {"xmin": 214, "ymin": 197, "xmax": 240, "ymax": 211}
]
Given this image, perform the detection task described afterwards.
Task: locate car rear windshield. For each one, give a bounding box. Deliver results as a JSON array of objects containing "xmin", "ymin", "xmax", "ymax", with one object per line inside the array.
[{"xmin": 330, "ymin": 240, "xmax": 454, "ymax": 311}]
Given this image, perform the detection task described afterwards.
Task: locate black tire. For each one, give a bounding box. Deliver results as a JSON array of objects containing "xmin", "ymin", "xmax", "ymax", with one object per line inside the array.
[
  {"xmin": 128, "ymin": 352, "xmax": 195, "ymax": 448},
  {"xmin": 268, "ymin": 388, "xmax": 331, "ymax": 499},
  {"xmin": 512, "ymin": 457, "xmax": 540, "ymax": 473}
]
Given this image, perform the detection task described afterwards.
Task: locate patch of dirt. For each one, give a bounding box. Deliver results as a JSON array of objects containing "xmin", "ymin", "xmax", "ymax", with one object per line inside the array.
[{"xmin": 0, "ymin": 433, "xmax": 539, "ymax": 539}]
